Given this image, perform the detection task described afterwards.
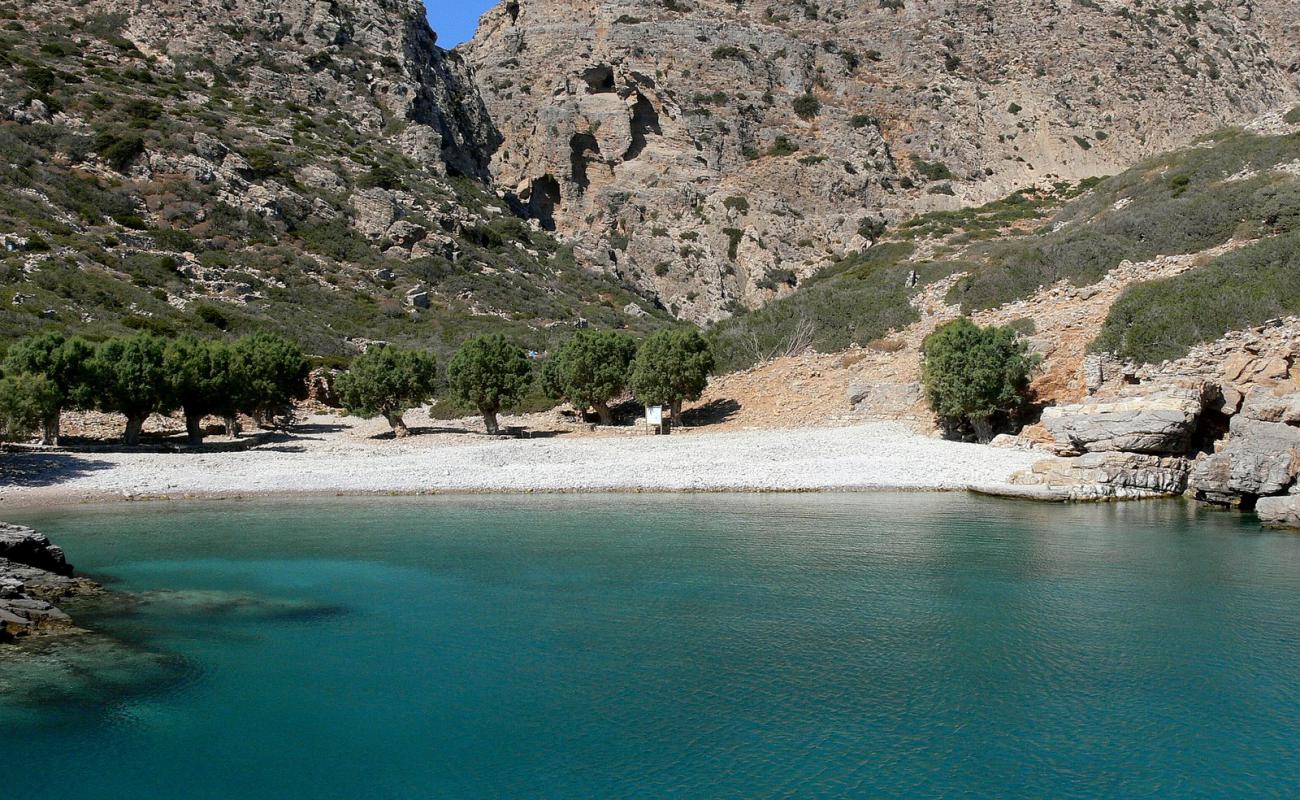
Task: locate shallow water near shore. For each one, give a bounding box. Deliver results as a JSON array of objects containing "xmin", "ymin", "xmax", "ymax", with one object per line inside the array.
[{"xmin": 2, "ymin": 494, "xmax": 1298, "ymax": 798}]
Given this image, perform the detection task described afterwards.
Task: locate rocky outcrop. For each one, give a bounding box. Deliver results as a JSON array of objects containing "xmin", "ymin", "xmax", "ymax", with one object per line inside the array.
[
  {"xmin": 1190, "ymin": 389, "xmax": 1300, "ymax": 509},
  {"xmin": 466, "ymin": 0, "xmax": 1300, "ymax": 321},
  {"xmin": 1010, "ymin": 453, "xmax": 1191, "ymax": 502},
  {"xmin": 1040, "ymin": 386, "xmax": 1209, "ymax": 457},
  {"xmin": 1257, "ymin": 495, "xmax": 1300, "ymax": 529},
  {"xmin": 0, "ymin": 525, "xmax": 101, "ymax": 642}
]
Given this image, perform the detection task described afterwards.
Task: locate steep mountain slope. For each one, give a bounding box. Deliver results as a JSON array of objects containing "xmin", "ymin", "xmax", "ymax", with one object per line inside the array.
[
  {"xmin": 0, "ymin": 0, "xmax": 667, "ymax": 359},
  {"xmin": 465, "ymin": 0, "xmax": 1300, "ymax": 323}
]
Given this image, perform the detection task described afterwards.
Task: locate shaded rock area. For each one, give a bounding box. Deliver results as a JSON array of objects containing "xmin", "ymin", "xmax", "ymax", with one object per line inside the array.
[
  {"xmin": 0, "ymin": 524, "xmax": 102, "ymax": 642},
  {"xmin": 1190, "ymin": 390, "xmax": 1300, "ymax": 511}
]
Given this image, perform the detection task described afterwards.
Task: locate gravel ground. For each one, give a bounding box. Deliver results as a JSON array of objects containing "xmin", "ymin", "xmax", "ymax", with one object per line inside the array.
[{"xmin": 0, "ymin": 414, "xmax": 1042, "ymax": 507}]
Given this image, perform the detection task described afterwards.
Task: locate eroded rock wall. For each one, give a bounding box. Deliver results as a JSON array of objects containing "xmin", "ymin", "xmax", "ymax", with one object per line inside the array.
[{"xmin": 466, "ymin": 0, "xmax": 1300, "ymax": 321}]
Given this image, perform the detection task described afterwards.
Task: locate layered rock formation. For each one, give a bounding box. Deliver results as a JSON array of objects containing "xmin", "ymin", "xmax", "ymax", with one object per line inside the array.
[
  {"xmin": 1012, "ymin": 320, "xmax": 1300, "ymax": 522},
  {"xmin": 0, "ymin": 524, "xmax": 101, "ymax": 642},
  {"xmin": 465, "ymin": 0, "xmax": 1300, "ymax": 321}
]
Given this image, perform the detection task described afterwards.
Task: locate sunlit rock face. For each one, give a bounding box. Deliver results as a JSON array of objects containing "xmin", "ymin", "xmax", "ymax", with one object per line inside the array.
[{"xmin": 466, "ymin": 0, "xmax": 1300, "ymax": 322}]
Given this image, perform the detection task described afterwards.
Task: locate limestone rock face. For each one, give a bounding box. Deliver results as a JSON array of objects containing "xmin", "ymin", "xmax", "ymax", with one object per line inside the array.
[
  {"xmin": 1010, "ymin": 453, "xmax": 1191, "ymax": 502},
  {"xmin": 1190, "ymin": 393, "xmax": 1300, "ymax": 506},
  {"xmin": 466, "ymin": 0, "xmax": 1300, "ymax": 321},
  {"xmin": 1040, "ymin": 388, "xmax": 1208, "ymax": 456},
  {"xmin": 106, "ymin": 0, "xmax": 499, "ymax": 179},
  {"xmin": 1256, "ymin": 496, "xmax": 1300, "ymax": 529}
]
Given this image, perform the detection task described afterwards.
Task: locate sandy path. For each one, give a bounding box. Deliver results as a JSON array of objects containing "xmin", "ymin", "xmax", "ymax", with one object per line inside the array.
[{"xmin": 0, "ymin": 417, "xmax": 1041, "ymax": 507}]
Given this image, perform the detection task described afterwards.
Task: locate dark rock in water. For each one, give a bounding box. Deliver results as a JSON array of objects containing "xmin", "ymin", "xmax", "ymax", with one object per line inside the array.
[
  {"xmin": 0, "ymin": 524, "xmax": 102, "ymax": 643},
  {"xmin": 0, "ymin": 523, "xmax": 73, "ymax": 576}
]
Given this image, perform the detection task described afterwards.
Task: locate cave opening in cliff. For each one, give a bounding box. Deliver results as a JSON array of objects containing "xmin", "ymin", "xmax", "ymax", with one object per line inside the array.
[
  {"xmin": 506, "ymin": 1, "xmax": 520, "ymax": 23},
  {"xmin": 525, "ymin": 175, "xmax": 561, "ymax": 231},
  {"xmin": 570, "ymin": 133, "xmax": 598, "ymax": 193},
  {"xmin": 625, "ymin": 92, "xmax": 661, "ymax": 161},
  {"xmin": 1189, "ymin": 403, "xmax": 1232, "ymax": 457},
  {"xmin": 581, "ymin": 65, "xmax": 616, "ymax": 93}
]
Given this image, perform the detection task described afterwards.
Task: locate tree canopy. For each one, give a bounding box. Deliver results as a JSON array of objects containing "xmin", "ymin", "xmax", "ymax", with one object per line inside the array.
[
  {"xmin": 0, "ymin": 373, "xmax": 59, "ymax": 444},
  {"xmin": 2, "ymin": 331, "xmax": 94, "ymax": 444},
  {"xmin": 920, "ymin": 317, "xmax": 1037, "ymax": 442},
  {"xmin": 90, "ymin": 333, "xmax": 175, "ymax": 445},
  {"xmin": 447, "ymin": 334, "xmax": 532, "ymax": 434},
  {"xmin": 628, "ymin": 328, "xmax": 715, "ymax": 419},
  {"xmin": 542, "ymin": 330, "xmax": 638, "ymax": 424},
  {"xmin": 336, "ymin": 346, "xmax": 438, "ymax": 437}
]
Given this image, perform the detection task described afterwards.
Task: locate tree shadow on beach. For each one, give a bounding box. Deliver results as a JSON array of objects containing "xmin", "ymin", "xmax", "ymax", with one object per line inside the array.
[
  {"xmin": 681, "ymin": 399, "xmax": 742, "ymax": 428},
  {"xmin": 0, "ymin": 453, "xmax": 118, "ymax": 488}
]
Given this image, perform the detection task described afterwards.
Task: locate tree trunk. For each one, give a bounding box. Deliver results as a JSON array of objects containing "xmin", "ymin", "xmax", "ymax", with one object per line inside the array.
[
  {"xmin": 123, "ymin": 415, "xmax": 146, "ymax": 447},
  {"xmin": 385, "ymin": 413, "xmax": 410, "ymax": 438},
  {"xmin": 224, "ymin": 415, "xmax": 241, "ymax": 438},
  {"xmin": 670, "ymin": 399, "xmax": 683, "ymax": 426},
  {"xmin": 592, "ymin": 400, "xmax": 613, "ymax": 426},
  {"xmin": 483, "ymin": 408, "xmax": 500, "ymax": 435},
  {"xmin": 184, "ymin": 411, "xmax": 205, "ymax": 445},
  {"xmin": 40, "ymin": 411, "xmax": 60, "ymax": 446},
  {"xmin": 971, "ymin": 415, "xmax": 995, "ymax": 444}
]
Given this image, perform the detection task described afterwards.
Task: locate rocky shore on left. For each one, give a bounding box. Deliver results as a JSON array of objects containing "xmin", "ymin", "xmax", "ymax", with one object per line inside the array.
[{"xmin": 0, "ymin": 524, "xmax": 102, "ymax": 643}]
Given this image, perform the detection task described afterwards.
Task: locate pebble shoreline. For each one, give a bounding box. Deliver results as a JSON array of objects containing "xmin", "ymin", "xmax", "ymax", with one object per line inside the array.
[{"xmin": 0, "ymin": 418, "xmax": 1042, "ymax": 507}]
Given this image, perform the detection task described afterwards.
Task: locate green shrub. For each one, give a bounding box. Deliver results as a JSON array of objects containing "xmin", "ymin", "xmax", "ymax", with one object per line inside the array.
[
  {"xmin": 1092, "ymin": 231, "xmax": 1300, "ymax": 363},
  {"xmin": 911, "ymin": 157, "xmax": 955, "ymax": 182},
  {"xmin": 921, "ymin": 318, "xmax": 1037, "ymax": 441},
  {"xmin": 793, "ymin": 93, "xmax": 821, "ymax": 120},
  {"xmin": 708, "ymin": 243, "xmax": 926, "ymax": 372}
]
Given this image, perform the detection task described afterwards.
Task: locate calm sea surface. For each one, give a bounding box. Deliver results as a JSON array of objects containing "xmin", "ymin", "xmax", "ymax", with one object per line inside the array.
[{"xmin": 1, "ymin": 494, "xmax": 1297, "ymax": 798}]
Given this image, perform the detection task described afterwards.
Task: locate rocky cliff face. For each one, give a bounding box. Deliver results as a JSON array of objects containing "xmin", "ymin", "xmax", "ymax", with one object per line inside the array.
[
  {"xmin": 103, "ymin": 0, "xmax": 498, "ymax": 178},
  {"xmin": 0, "ymin": 0, "xmax": 665, "ymax": 354},
  {"xmin": 465, "ymin": 0, "xmax": 1300, "ymax": 322}
]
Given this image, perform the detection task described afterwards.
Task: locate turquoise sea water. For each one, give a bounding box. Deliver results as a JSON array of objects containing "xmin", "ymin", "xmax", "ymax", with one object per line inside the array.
[{"xmin": 2, "ymin": 494, "xmax": 1298, "ymax": 798}]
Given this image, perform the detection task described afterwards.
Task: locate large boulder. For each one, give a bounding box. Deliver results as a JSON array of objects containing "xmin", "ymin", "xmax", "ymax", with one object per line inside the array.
[
  {"xmin": 0, "ymin": 524, "xmax": 72, "ymax": 576},
  {"xmin": 1010, "ymin": 453, "xmax": 1191, "ymax": 501},
  {"xmin": 1040, "ymin": 387, "xmax": 1208, "ymax": 456},
  {"xmin": 1256, "ymin": 495, "xmax": 1300, "ymax": 529}
]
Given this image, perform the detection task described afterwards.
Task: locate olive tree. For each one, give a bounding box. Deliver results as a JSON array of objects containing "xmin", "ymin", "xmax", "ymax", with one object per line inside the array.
[
  {"xmin": 920, "ymin": 317, "xmax": 1037, "ymax": 442},
  {"xmin": 91, "ymin": 334, "xmax": 175, "ymax": 445},
  {"xmin": 229, "ymin": 333, "xmax": 309, "ymax": 433},
  {"xmin": 447, "ymin": 334, "xmax": 532, "ymax": 435},
  {"xmin": 543, "ymin": 330, "xmax": 638, "ymax": 425},
  {"xmin": 164, "ymin": 337, "xmax": 237, "ymax": 444},
  {"xmin": 0, "ymin": 373, "xmax": 59, "ymax": 444},
  {"xmin": 628, "ymin": 328, "xmax": 715, "ymax": 421},
  {"xmin": 2, "ymin": 331, "xmax": 94, "ymax": 445},
  {"xmin": 336, "ymin": 346, "xmax": 438, "ymax": 438}
]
